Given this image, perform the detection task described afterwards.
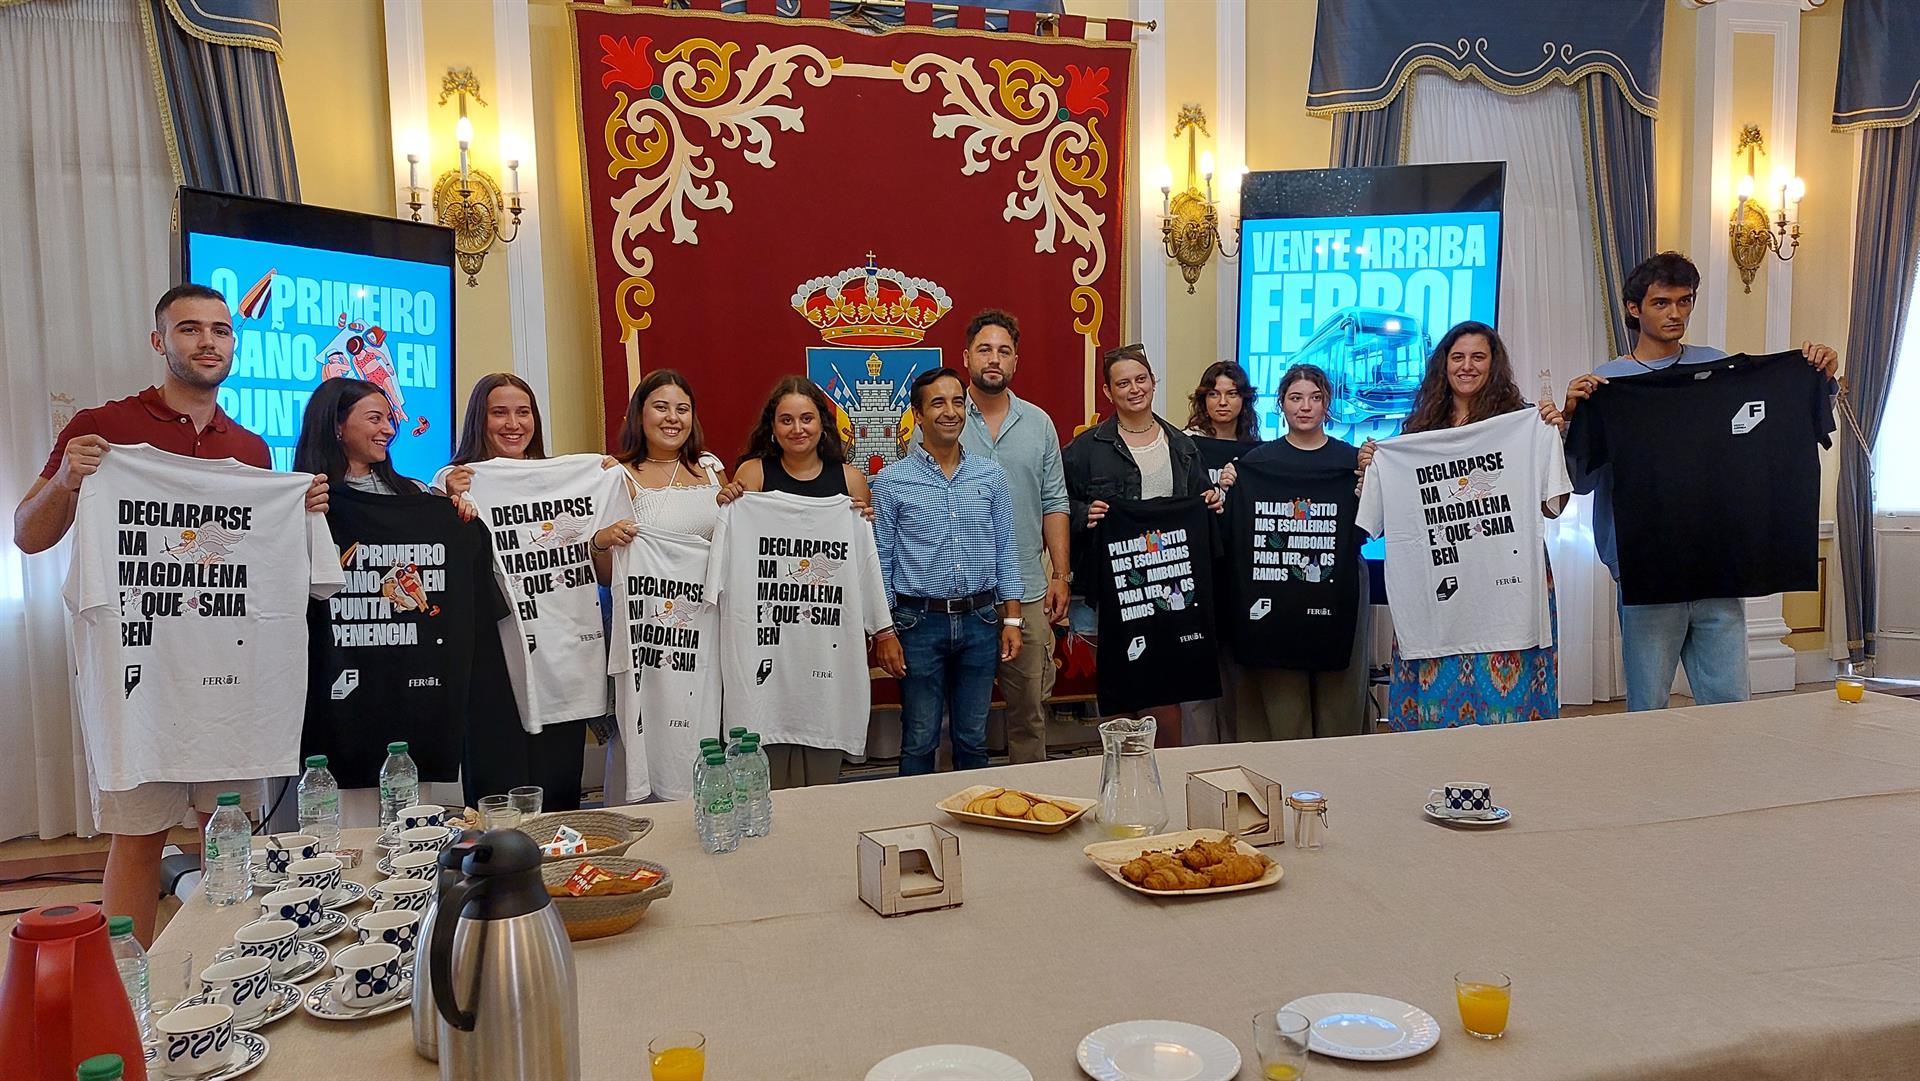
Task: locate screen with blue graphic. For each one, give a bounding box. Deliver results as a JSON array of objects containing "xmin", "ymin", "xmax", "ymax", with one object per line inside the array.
[
  {"xmin": 177, "ymin": 189, "xmax": 455, "ymax": 478},
  {"xmin": 1236, "ymin": 163, "xmax": 1504, "ymax": 563}
]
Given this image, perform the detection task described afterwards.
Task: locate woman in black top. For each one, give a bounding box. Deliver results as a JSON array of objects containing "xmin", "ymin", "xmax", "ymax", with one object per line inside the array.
[
  {"xmin": 1230, "ymin": 364, "xmax": 1371, "ymax": 740},
  {"xmin": 718, "ymin": 376, "xmax": 871, "ymax": 507},
  {"xmin": 715, "ymin": 376, "xmax": 871, "ymax": 787},
  {"xmin": 1061, "ymin": 345, "xmax": 1221, "ymax": 744}
]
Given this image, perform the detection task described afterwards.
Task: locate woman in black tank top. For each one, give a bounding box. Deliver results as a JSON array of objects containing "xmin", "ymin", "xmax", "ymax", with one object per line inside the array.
[{"xmin": 718, "ymin": 376, "xmax": 872, "ymax": 512}]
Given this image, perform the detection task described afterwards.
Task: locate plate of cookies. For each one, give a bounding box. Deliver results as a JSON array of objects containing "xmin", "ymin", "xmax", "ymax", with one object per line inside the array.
[
  {"xmin": 936, "ymin": 785, "xmax": 1095, "ymax": 834},
  {"xmin": 1082, "ymin": 829, "xmax": 1282, "ymax": 896}
]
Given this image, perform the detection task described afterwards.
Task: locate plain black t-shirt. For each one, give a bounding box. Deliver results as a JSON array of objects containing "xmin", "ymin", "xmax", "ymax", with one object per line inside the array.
[
  {"xmin": 302, "ymin": 485, "xmax": 509, "ymax": 787},
  {"xmin": 1563, "ymin": 350, "xmax": 1835, "ymax": 605},
  {"xmin": 1189, "ymin": 434, "xmax": 1254, "ymax": 485},
  {"xmin": 1090, "ymin": 496, "xmax": 1222, "ymax": 712},
  {"xmin": 1224, "ymin": 438, "xmax": 1364, "ymax": 670}
]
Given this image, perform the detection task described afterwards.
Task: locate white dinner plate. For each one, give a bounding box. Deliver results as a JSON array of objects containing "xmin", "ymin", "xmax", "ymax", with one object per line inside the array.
[
  {"xmin": 1077, "ymin": 1020, "xmax": 1240, "ymax": 1081},
  {"xmin": 1423, "ymin": 803, "xmax": 1512, "ymax": 827},
  {"xmin": 1280, "ymin": 993, "xmax": 1440, "ymax": 1061},
  {"xmin": 866, "ymin": 1045, "xmax": 1033, "ymax": 1081}
]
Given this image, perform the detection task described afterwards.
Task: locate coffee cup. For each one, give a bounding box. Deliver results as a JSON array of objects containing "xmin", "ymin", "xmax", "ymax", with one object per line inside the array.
[
  {"xmin": 260, "ymin": 885, "xmax": 325, "ymax": 931},
  {"xmin": 198, "ymin": 955, "xmax": 275, "ymax": 1023},
  {"xmin": 288, "ymin": 855, "xmax": 344, "ymax": 902},
  {"xmin": 223, "ymin": 918, "xmax": 300, "ymax": 976},
  {"xmin": 352, "ymin": 908, "xmax": 421, "ymax": 957},
  {"xmin": 396, "ymin": 804, "xmax": 445, "ymax": 832},
  {"xmin": 1429, "ymin": 781, "xmax": 1495, "ymax": 818},
  {"xmin": 156, "ymin": 1002, "xmax": 236, "ymax": 1077},
  {"xmin": 398, "ymin": 824, "xmax": 455, "ymax": 854},
  {"xmin": 389, "ymin": 850, "xmax": 439, "ymax": 881},
  {"xmin": 261, "ymin": 833, "xmax": 320, "ymax": 876},
  {"xmin": 371, "ymin": 876, "xmax": 436, "ymax": 913},
  {"xmin": 331, "ymin": 942, "xmax": 405, "ymax": 1009}
]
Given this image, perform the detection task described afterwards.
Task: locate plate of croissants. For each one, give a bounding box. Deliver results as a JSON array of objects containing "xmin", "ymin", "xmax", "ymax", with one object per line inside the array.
[{"xmin": 1082, "ymin": 830, "xmax": 1282, "ymax": 895}]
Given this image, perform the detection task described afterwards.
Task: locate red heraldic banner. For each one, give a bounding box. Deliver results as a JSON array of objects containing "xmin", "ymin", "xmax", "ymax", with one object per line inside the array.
[{"xmin": 572, "ymin": 4, "xmax": 1133, "ymax": 463}]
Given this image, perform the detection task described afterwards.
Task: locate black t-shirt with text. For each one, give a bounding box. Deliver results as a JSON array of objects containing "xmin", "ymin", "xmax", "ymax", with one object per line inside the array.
[
  {"xmin": 1565, "ymin": 350, "xmax": 1835, "ymax": 605},
  {"xmin": 303, "ymin": 485, "xmax": 510, "ymax": 787},
  {"xmin": 1224, "ymin": 438, "xmax": 1363, "ymax": 670},
  {"xmin": 1090, "ymin": 496, "xmax": 1222, "ymax": 712}
]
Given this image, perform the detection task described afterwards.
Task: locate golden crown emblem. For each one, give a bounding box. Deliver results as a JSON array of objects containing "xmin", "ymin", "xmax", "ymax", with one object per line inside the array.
[{"xmin": 790, "ymin": 252, "xmax": 953, "ymax": 348}]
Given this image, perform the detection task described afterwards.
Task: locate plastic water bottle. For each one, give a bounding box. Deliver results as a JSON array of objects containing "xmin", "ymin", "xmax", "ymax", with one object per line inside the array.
[
  {"xmin": 297, "ymin": 754, "xmax": 342, "ymax": 852},
  {"xmin": 741, "ymin": 733, "xmax": 773, "ymax": 838},
  {"xmin": 76, "ymin": 1053, "xmax": 127, "ymax": 1081},
  {"xmin": 726, "ymin": 726, "xmax": 748, "ymax": 757},
  {"xmin": 696, "ymin": 749, "xmax": 739, "ymax": 854},
  {"xmin": 202, "ymin": 791, "xmax": 254, "ymax": 906},
  {"xmin": 725, "ymin": 734, "xmax": 752, "ymax": 831},
  {"xmin": 107, "ymin": 916, "xmax": 150, "ymax": 1042},
  {"xmin": 377, "ymin": 741, "xmax": 420, "ymax": 830}
]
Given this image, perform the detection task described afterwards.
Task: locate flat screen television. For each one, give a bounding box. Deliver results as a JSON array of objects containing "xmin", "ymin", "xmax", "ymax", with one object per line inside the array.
[
  {"xmin": 1235, "ymin": 162, "xmax": 1506, "ymax": 567},
  {"xmin": 174, "ymin": 187, "xmax": 457, "ymax": 478}
]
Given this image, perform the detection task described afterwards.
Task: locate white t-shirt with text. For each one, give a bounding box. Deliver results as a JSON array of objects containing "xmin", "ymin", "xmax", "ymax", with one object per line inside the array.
[
  {"xmin": 63, "ymin": 444, "xmax": 343, "ymax": 790},
  {"xmin": 609, "ymin": 526, "xmax": 722, "ymax": 802},
  {"xmin": 1357, "ymin": 409, "xmax": 1570, "ymax": 659},
  {"xmin": 704, "ymin": 491, "xmax": 889, "ymax": 754},
  {"xmin": 464, "ymin": 454, "xmax": 628, "ymax": 730}
]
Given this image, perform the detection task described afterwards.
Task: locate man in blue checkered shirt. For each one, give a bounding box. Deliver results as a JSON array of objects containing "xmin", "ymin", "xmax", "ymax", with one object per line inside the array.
[{"xmin": 871, "ymin": 367, "xmax": 1025, "ymax": 775}]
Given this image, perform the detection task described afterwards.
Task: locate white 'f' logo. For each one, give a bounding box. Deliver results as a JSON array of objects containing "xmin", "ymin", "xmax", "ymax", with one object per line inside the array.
[
  {"xmin": 1126, "ymin": 635, "xmax": 1146, "ymax": 661},
  {"xmin": 1731, "ymin": 401, "xmax": 1766, "ymax": 435}
]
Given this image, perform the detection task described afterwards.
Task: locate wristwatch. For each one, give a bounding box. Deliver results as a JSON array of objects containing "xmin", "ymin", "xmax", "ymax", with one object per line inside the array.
[{"xmin": 1002, "ymin": 617, "xmax": 1025, "ymax": 628}]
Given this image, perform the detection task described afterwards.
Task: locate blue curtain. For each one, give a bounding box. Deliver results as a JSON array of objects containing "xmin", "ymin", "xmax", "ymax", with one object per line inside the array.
[
  {"xmin": 140, "ymin": 0, "xmax": 298, "ymax": 200},
  {"xmin": 1580, "ymin": 73, "xmax": 1655, "ymax": 359},
  {"xmin": 1328, "ymin": 97, "xmax": 1406, "ymax": 168},
  {"xmin": 1836, "ymin": 126, "xmax": 1920, "ymax": 666}
]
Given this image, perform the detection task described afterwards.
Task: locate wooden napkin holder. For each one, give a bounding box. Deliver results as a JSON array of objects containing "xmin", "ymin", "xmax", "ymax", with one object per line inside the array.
[
  {"xmin": 858, "ymin": 823, "xmax": 962, "ymax": 917},
  {"xmin": 1185, "ymin": 766, "xmax": 1284, "ymax": 846}
]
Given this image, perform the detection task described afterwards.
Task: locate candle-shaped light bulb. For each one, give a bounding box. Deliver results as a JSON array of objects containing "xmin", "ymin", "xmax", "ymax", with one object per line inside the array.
[
  {"xmin": 455, "ymin": 116, "xmax": 473, "ymax": 178},
  {"xmin": 406, "ymin": 153, "xmax": 418, "ymax": 191},
  {"xmin": 1736, "ymin": 174, "xmax": 1754, "ymax": 200},
  {"xmin": 1787, "ymin": 176, "xmax": 1806, "ymax": 210},
  {"xmin": 508, "ymin": 159, "xmax": 520, "ymax": 196},
  {"xmin": 1199, "ymin": 150, "xmax": 1215, "ymax": 180}
]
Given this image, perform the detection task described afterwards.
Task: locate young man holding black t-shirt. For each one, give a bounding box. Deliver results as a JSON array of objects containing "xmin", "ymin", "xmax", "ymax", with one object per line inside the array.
[{"xmin": 1562, "ymin": 252, "xmax": 1837, "ymax": 712}]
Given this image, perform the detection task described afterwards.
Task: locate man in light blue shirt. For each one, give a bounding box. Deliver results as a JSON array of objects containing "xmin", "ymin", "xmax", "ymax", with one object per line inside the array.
[
  {"xmin": 872, "ymin": 367, "xmax": 1024, "ymax": 775},
  {"xmin": 1564, "ymin": 252, "xmax": 1837, "ymax": 711},
  {"xmin": 954, "ymin": 309, "xmax": 1070, "ymax": 763}
]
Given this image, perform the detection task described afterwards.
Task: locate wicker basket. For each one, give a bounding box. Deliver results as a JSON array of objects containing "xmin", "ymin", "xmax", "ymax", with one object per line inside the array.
[
  {"xmin": 540, "ymin": 857, "xmax": 671, "ymax": 941},
  {"xmin": 515, "ymin": 810, "xmax": 653, "ymax": 863}
]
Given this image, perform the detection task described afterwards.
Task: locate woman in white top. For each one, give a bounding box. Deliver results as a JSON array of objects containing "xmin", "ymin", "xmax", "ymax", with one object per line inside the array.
[{"xmin": 589, "ymin": 370, "xmax": 728, "ymax": 805}]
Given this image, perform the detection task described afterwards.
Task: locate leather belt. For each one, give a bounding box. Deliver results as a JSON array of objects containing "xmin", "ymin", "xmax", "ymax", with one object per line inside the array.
[{"xmin": 894, "ymin": 589, "xmax": 997, "ymax": 614}]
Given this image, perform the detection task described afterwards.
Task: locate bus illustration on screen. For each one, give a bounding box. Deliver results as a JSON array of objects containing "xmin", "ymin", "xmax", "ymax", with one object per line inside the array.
[{"xmin": 1293, "ymin": 306, "xmax": 1431, "ymax": 439}]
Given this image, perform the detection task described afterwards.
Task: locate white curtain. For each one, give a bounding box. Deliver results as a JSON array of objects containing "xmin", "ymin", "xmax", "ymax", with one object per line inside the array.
[
  {"xmin": 0, "ymin": 0, "xmax": 175, "ymax": 840},
  {"xmin": 1405, "ymin": 74, "xmax": 1622, "ymax": 705}
]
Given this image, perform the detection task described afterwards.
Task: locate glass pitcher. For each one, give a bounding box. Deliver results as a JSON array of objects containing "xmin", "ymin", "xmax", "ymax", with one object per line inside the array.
[{"xmin": 1097, "ymin": 717, "xmax": 1168, "ymax": 838}]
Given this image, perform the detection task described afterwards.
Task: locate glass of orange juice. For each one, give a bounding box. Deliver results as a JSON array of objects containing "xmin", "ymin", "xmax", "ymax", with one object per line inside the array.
[
  {"xmin": 1836, "ymin": 676, "xmax": 1866, "ymax": 703},
  {"xmin": 1454, "ymin": 971, "xmax": 1512, "ymax": 1039},
  {"xmin": 649, "ymin": 1031, "xmax": 706, "ymax": 1081},
  {"xmin": 1253, "ymin": 1009, "xmax": 1311, "ymax": 1080}
]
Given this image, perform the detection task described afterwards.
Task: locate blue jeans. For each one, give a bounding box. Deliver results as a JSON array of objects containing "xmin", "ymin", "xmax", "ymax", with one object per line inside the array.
[
  {"xmin": 894, "ymin": 604, "xmax": 1001, "ymax": 775},
  {"xmin": 1618, "ymin": 596, "xmax": 1750, "ymax": 712}
]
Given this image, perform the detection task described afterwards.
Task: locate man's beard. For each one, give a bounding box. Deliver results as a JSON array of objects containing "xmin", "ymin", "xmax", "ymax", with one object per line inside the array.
[
  {"xmin": 167, "ymin": 350, "xmax": 231, "ymax": 389},
  {"xmin": 970, "ymin": 370, "xmax": 1006, "ymax": 393}
]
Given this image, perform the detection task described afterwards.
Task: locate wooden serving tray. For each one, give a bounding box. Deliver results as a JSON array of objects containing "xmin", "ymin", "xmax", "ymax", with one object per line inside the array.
[
  {"xmin": 1082, "ymin": 828, "xmax": 1284, "ymax": 896},
  {"xmin": 935, "ymin": 785, "xmax": 1095, "ymax": 834}
]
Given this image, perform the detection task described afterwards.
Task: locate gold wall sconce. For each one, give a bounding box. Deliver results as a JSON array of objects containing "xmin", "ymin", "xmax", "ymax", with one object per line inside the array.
[
  {"xmin": 403, "ymin": 67, "xmax": 525, "ymax": 286},
  {"xmin": 1156, "ymin": 104, "xmax": 1241, "ymax": 294},
  {"xmin": 1729, "ymin": 123, "xmax": 1803, "ymax": 294}
]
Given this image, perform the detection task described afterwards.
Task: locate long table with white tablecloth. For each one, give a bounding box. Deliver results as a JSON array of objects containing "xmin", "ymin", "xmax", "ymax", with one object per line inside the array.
[{"xmin": 153, "ymin": 692, "xmax": 1920, "ymax": 1080}]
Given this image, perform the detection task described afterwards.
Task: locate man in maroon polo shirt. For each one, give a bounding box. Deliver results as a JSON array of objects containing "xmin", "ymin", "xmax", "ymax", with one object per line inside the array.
[{"xmin": 14, "ymin": 283, "xmax": 329, "ymax": 943}]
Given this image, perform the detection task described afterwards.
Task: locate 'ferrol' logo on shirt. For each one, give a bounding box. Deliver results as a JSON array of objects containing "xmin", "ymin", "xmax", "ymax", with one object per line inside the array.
[
  {"xmin": 1731, "ymin": 401, "xmax": 1766, "ymax": 435},
  {"xmin": 123, "ymin": 664, "xmax": 141, "ymax": 697},
  {"xmin": 1413, "ymin": 452, "xmax": 1516, "ymax": 566}
]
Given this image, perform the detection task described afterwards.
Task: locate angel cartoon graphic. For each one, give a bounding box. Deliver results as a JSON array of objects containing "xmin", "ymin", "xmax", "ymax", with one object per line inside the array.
[
  {"xmin": 380, "ymin": 562, "xmax": 439, "ymax": 616},
  {"xmin": 163, "ymin": 524, "xmax": 245, "ymax": 565},
  {"xmin": 787, "ymin": 553, "xmax": 843, "ymax": 586},
  {"xmin": 650, "ymin": 597, "xmax": 701, "ymax": 628},
  {"xmin": 527, "ymin": 514, "xmax": 592, "ymax": 550},
  {"xmin": 1447, "ymin": 469, "xmax": 1500, "ymax": 502}
]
